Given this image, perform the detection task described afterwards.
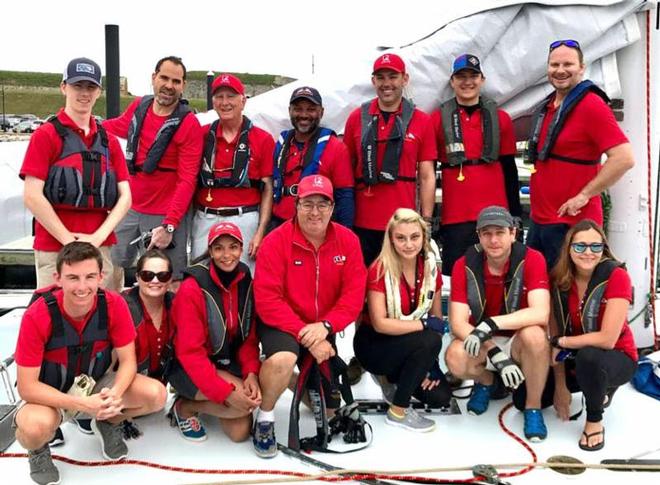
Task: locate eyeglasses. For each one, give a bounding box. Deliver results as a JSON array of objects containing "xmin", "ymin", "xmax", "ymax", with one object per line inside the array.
[
  {"xmin": 298, "ymin": 201, "xmax": 333, "ymax": 213},
  {"xmin": 138, "ymin": 270, "xmax": 173, "ymax": 283},
  {"xmin": 549, "ymin": 39, "xmax": 581, "ymax": 51},
  {"xmin": 570, "ymin": 242, "xmax": 604, "ymax": 254}
]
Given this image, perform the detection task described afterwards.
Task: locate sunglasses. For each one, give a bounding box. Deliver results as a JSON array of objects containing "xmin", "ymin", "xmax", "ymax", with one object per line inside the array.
[
  {"xmin": 570, "ymin": 242, "xmax": 604, "ymax": 254},
  {"xmin": 138, "ymin": 270, "xmax": 173, "ymax": 283},
  {"xmin": 549, "ymin": 39, "xmax": 581, "ymax": 51}
]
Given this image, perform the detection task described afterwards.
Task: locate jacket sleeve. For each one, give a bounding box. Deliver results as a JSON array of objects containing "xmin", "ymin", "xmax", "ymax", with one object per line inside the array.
[
  {"xmin": 237, "ymin": 316, "xmax": 261, "ymax": 378},
  {"xmin": 102, "ymin": 99, "xmax": 138, "ymax": 139},
  {"xmin": 254, "ymin": 233, "xmax": 308, "ymax": 340},
  {"xmin": 321, "ymin": 232, "xmax": 367, "ymax": 332},
  {"xmin": 172, "ymin": 279, "xmax": 234, "ymax": 403}
]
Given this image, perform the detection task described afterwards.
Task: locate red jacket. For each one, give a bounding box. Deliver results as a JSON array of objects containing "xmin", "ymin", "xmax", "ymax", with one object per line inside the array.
[
  {"xmin": 254, "ymin": 220, "xmax": 367, "ymax": 339},
  {"xmin": 172, "ymin": 264, "xmax": 260, "ymax": 403}
]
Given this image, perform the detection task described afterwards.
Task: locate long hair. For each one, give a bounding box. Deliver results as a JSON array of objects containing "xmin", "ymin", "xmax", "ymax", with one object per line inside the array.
[
  {"xmin": 374, "ymin": 208, "xmax": 431, "ymax": 282},
  {"xmin": 551, "ymin": 219, "xmax": 620, "ymax": 291}
]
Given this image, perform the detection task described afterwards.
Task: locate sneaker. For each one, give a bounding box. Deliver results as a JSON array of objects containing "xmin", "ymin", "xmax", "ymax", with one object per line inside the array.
[
  {"xmin": 385, "ymin": 407, "xmax": 435, "ymax": 432},
  {"xmin": 523, "ymin": 409, "xmax": 547, "ymax": 442},
  {"xmin": 75, "ymin": 418, "xmax": 93, "ymax": 435},
  {"xmin": 48, "ymin": 428, "xmax": 64, "ymax": 447},
  {"xmin": 28, "ymin": 445, "xmax": 60, "ymax": 485},
  {"xmin": 169, "ymin": 398, "xmax": 207, "ymax": 442},
  {"xmin": 467, "ymin": 382, "xmax": 494, "ymax": 415},
  {"xmin": 370, "ymin": 374, "xmax": 397, "ymax": 404},
  {"xmin": 91, "ymin": 419, "xmax": 128, "ymax": 461},
  {"xmin": 346, "ymin": 357, "xmax": 364, "ymax": 385},
  {"xmin": 253, "ymin": 420, "xmax": 278, "ymax": 458}
]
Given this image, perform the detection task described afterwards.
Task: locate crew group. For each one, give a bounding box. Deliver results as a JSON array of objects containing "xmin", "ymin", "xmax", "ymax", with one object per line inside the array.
[{"xmin": 14, "ymin": 38, "xmax": 638, "ymax": 485}]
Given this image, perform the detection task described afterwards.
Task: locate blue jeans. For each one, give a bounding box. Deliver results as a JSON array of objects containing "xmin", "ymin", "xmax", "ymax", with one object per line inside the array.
[{"xmin": 526, "ymin": 220, "xmax": 570, "ymax": 271}]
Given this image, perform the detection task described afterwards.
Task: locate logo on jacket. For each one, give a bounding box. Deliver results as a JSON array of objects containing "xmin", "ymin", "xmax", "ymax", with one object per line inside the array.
[
  {"xmin": 294, "ymin": 260, "xmax": 303, "ymax": 266},
  {"xmin": 333, "ymin": 255, "xmax": 346, "ymax": 265}
]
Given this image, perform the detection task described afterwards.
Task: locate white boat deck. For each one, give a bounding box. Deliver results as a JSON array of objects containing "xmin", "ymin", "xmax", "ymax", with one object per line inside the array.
[{"xmin": 1, "ymin": 309, "xmax": 659, "ymax": 485}]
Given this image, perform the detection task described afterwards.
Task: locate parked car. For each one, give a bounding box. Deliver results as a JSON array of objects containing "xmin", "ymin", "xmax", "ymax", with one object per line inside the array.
[{"xmin": 12, "ymin": 119, "xmax": 43, "ymax": 133}]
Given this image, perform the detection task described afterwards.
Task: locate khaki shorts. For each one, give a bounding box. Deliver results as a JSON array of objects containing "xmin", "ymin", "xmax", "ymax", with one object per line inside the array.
[{"xmin": 35, "ymin": 246, "xmax": 114, "ymax": 289}]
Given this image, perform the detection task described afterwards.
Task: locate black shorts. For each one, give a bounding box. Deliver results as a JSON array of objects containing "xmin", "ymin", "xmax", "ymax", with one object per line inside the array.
[
  {"xmin": 353, "ymin": 226, "xmax": 385, "ymax": 267},
  {"xmin": 441, "ymin": 221, "xmax": 479, "ymax": 276},
  {"xmin": 165, "ymin": 358, "xmax": 242, "ymax": 401}
]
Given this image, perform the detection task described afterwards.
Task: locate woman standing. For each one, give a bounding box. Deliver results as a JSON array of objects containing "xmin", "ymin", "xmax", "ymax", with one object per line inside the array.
[
  {"xmin": 550, "ymin": 219, "xmax": 637, "ymax": 451},
  {"xmin": 354, "ymin": 208, "xmax": 450, "ymax": 433}
]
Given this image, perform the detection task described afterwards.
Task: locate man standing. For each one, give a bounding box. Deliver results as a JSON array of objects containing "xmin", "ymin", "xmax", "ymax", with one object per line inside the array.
[
  {"xmin": 343, "ymin": 53, "xmax": 437, "ymax": 266},
  {"xmin": 191, "ymin": 74, "xmax": 274, "ymax": 270},
  {"xmin": 21, "ymin": 57, "xmax": 131, "ymax": 289},
  {"xmin": 104, "ymin": 56, "xmax": 203, "ymax": 287},
  {"xmin": 526, "ymin": 39, "xmax": 634, "ymax": 268},
  {"xmin": 445, "ymin": 206, "xmax": 550, "ymax": 442},
  {"xmin": 432, "ymin": 54, "xmax": 521, "ymax": 277},
  {"xmin": 271, "ymin": 86, "xmax": 354, "ymax": 229},
  {"xmin": 13, "ymin": 242, "xmax": 166, "ymax": 485},
  {"xmin": 252, "ymin": 175, "xmax": 366, "ymax": 458}
]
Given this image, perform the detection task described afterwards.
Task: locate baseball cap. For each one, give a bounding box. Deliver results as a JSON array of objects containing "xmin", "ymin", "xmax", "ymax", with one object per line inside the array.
[
  {"xmin": 476, "ymin": 206, "xmax": 514, "ymax": 230},
  {"xmin": 63, "ymin": 57, "xmax": 102, "ymax": 87},
  {"xmin": 297, "ymin": 174, "xmax": 334, "ymax": 202},
  {"xmin": 211, "ymin": 73, "xmax": 245, "ymax": 96},
  {"xmin": 372, "ymin": 53, "xmax": 406, "ymax": 74},
  {"xmin": 290, "ymin": 86, "xmax": 323, "ymax": 106},
  {"xmin": 207, "ymin": 221, "xmax": 243, "ymax": 246},
  {"xmin": 452, "ymin": 54, "xmax": 482, "ymax": 75}
]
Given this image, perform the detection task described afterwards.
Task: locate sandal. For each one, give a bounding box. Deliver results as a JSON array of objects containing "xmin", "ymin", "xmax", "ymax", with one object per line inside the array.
[{"xmin": 579, "ymin": 427, "xmax": 605, "ymax": 451}]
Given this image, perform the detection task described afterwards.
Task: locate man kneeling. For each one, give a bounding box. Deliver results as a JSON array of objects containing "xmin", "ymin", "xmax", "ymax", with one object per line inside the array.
[
  {"xmin": 445, "ymin": 206, "xmax": 551, "ymax": 442},
  {"xmin": 14, "ymin": 242, "xmax": 166, "ymax": 485}
]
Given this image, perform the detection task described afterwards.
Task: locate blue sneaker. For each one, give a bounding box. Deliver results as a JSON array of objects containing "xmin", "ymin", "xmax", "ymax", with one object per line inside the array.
[
  {"xmin": 169, "ymin": 397, "xmax": 207, "ymax": 442},
  {"xmin": 467, "ymin": 382, "xmax": 494, "ymax": 415},
  {"xmin": 523, "ymin": 409, "xmax": 547, "ymax": 442},
  {"xmin": 253, "ymin": 421, "xmax": 277, "ymax": 458}
]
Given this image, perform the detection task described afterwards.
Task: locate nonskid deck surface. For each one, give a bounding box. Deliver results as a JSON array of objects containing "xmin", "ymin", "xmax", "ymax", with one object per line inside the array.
[{"xmin": 1, "ymin": 311, "xmax": 659, "ymax": 484}]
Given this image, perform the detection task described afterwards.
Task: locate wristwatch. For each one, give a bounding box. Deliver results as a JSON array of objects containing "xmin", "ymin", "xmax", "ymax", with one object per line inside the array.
[
  {"xmin": 162, "ymin": 224, "xmax": 175, "ymax": 234},
  {"xmin": 322, "ymin": 320, "xmax": 333, "ymax": 334}
]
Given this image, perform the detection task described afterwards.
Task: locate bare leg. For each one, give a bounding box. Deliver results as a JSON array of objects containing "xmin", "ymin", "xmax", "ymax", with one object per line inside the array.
[
  {"xmin": 179, "ymin": 370, "xmax": 253, "ymax": 420},
  {"xmin": 259, "ymin": 351, "xmax": 297, "ymax": 412},
  {"xmin": 444, "ymin": 339, "xmax": 495, "ymax": 385},
  {"xmin": 107, "ymin": 374, "xmax": 167, "ymax": 424},
  {"xmin": 14, "ymin": 404, "xmax": 61, "ymax": 450},
  {"xmin": 511, "ymin": 326, "xmax": 549, "ymax": 409}
]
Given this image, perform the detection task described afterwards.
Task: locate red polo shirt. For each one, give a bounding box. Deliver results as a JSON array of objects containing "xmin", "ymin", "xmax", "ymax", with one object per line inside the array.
[
  {"xmin": 451, "ymin": 247, "xmax": 549, "ymax": 328},
  {"xmin": 530, "ymin": 92, "xmax": 628, "ymax": 225},
  {"xmin": 20, "ymin": 110, "xmax": 129, "ymax": 251},
  {"xmin": 15, "ymin": 288, "xmax": 136, "ymax": 368},
  {"xmin": 103, "ymin": 97, "xmax": 203, "ymax": 228},
  {"xmin": 272, "ymin": 135, "xmax": 353, "ymax": 221},
  {"xmin": 431, "ymin": 106, "xmax": 516, "ymax": 224},
  {"xmin": 343, "ymin": 99, "xmax": 437, "ymax": 231},
  {"xmin": 195, "ymin": 122, "xmax": 274, "ymax": 209},
  {"xmin": 567, "ymin": 266, "xmax": 637, "ymax": 361}
]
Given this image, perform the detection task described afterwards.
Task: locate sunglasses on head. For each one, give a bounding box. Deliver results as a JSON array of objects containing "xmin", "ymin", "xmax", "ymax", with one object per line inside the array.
[
  {"xmin": 138, "ymin": 270, "xmax": 173, "ymax": 283},
  {"xmin": 549, "ymin": 39, "xmax": 581, "ymax": 51},
  {"xmin": 571, "ymin": 242, "xmax": 604, "ymax": 254}
]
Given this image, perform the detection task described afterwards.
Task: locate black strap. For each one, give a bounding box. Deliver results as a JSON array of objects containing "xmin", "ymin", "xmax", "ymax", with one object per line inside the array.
[{"xmin": 548, "ymin": 152, "xmax": 601, "ymax": 165}]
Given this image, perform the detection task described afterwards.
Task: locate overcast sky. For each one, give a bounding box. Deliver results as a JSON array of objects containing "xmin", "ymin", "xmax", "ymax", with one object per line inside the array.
[{"xmin": 2, "ymin": 0, "xmax": 487, "ymax": 95}]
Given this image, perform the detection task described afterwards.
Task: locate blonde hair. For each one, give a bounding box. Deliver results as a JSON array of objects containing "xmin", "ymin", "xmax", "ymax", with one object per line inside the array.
[
  {"xmin": 374, "ymin": 208, "xmax": 431, "ymax": 282},
  {"xmin": 551, "ymin": 219, "xmax": 620, "ymax": 291}
]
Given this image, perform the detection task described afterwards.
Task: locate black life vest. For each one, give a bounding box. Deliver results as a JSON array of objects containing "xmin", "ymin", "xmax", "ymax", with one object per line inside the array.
[
  {"xmin": 182, "ymin": 260, "xmax": 253, "ymax": 368},
  {"xmin": 43, "ymin": 118, "xmax": 118, "ymax": 210},
  {"xmin": 125, "ymin": 95, "xmax": 191, "ymax": 174},
  {"xmin": 552, "ymin": 258, "xmax": 624, "ymax": 336},
  {"xmin": 30, "ymin": 287, "xmax": 112, "ymax": 393},
  {"xmin": 464, "ymin": 241, "xmax": 527, "ymax": 323},
  {"xmin": 358, "ymin": 98, "xmax": 416, "ymax": 186},
  {"xmin": 439, "ymin": 97, "xmax": 500, "ymax": 168},
  {"xmin": 121, "ymin": 286, "xmax": 174, "ymax": 375},
  {"xmin": 525, "ymin": 80, "xmax": 610, "ymax": 166},
  {"xmin": 199, "ymin": 116, "xmax": 263, "ymax": 190}
]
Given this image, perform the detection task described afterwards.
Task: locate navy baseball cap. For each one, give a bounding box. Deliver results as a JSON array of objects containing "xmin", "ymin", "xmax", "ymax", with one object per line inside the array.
[
  {"xmin": 290, "ymin": 86, "xmax": 323, "ymax": 106},
  {"xmin": 452, "ymin": 54, "xmax": 482, "ymax": 75},
  {"xmin": 63, "ymin": 57, "xmax": 102, "ymax": 87}
]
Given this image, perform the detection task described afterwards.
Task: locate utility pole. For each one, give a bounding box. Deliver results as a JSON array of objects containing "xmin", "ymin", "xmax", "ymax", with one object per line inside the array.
[
  {"xmin": 311, "ymin": 54, "xmax": 315, "ymax": 75},
  {"xmin": 206, "ymin": 71, "xmax": 214, "ymax": 111}
]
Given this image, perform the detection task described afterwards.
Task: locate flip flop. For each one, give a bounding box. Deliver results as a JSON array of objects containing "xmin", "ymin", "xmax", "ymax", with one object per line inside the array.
[{"xmin": 579, "ymin": 428, "xmax": 605, "ymax": 451}]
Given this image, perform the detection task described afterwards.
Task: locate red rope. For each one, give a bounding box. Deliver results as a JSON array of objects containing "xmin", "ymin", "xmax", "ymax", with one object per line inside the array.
[{"xmin": 495, "ymin": 403, "xmax": 537, "ymax": 479}]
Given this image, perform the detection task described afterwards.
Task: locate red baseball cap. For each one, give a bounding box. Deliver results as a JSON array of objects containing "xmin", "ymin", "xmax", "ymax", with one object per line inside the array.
[
  {"xmin": 297, "ymin": 174, "xmax": 334, "ymax": 202},
  {"xmin": 207, "ymin": 221, "xmax": 243, "ymax": 246},
  {"xmin": 372, "ymin": 53, "xmax": 406, "ymax": 74},
  {"xmin": 211, "ymin": 73, "xmax": 245, "ymax": 96}
]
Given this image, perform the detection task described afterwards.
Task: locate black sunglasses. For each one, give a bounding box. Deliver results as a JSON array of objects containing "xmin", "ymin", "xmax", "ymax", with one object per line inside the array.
[
  {"xmin": 138, "ymin": 270, "xmax": 173, "ymax": 283},
  {"xmin": 549, "ymin": 39, "xmax": 581, "ymax": 51}
]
